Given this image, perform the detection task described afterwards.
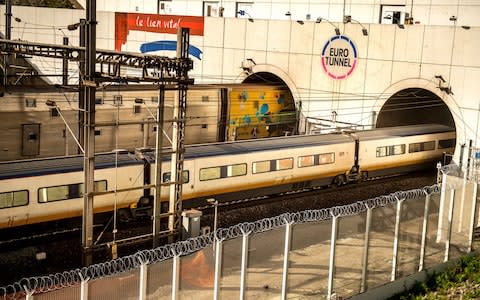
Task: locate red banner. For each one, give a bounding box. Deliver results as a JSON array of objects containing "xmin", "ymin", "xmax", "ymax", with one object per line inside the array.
[{"xmin": 115, "ymin": 13, "xmax": 204, "ymax": 51}]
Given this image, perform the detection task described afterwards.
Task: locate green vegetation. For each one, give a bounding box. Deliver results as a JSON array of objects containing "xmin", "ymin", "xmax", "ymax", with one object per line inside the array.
[{"xmin": 391, "ymin": 254, "xmax": 480, "ymax": 299}]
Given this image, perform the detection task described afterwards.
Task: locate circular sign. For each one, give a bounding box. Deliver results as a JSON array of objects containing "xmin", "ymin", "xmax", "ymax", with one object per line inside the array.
[{"xmin": 321, "ymin": 35, "xmax": 357, "ymax": 80}]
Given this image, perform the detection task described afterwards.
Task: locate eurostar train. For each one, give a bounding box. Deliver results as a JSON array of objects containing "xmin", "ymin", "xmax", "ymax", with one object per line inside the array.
[{"xmin": 0, "ymin": 124, "xmax": 456, "ymax": 229}]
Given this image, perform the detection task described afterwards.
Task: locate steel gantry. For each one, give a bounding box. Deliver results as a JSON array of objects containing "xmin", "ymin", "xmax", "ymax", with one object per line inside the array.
[{"xmin": 0, "ymin": 27, "xmax": 193, "ymax": 263}]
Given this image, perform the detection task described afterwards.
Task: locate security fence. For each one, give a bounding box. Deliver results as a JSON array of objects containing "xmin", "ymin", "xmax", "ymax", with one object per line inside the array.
[{"xmin": 1, "ymin": 168, "xmax": 479, "ymax": 299}]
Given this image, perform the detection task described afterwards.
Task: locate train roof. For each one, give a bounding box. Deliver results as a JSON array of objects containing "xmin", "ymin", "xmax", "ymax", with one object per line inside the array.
[
  {"xmin": 0, "ymin": 152, "xmax": 142, "ymax": 180},
  {"xmin": 0, "ymin": 124, "xmax": 455, "ymax": 179},
  {"xmin": 142, "ymin": 123, "xmax": 455, "ymax": 161}
]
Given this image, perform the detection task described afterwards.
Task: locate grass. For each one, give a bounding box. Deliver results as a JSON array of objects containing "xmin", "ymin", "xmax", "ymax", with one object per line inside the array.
[{"xmin": 390, "ymin": 253, "xmax": 480, "ymax": 299}]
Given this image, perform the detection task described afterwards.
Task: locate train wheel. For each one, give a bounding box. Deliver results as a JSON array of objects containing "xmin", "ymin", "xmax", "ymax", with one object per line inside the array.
[{"xmin": 333, "ymin": 175, "xmax": 346, "ymax": 187}]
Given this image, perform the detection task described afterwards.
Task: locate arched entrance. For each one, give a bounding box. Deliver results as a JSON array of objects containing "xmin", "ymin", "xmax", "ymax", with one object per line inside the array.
[
  {"xmin": 224, "ymin": 71, "xmax": 298, "ymax": 140},
  {"xmin": 376, "ymin": 88, "xmax": 455, "ymax": 128}
]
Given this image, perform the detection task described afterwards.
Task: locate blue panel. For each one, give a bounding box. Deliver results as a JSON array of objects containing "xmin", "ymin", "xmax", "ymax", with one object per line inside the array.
[{"xmin": 140, "ymin": 40, "xmax": 203, "ymax": 60}]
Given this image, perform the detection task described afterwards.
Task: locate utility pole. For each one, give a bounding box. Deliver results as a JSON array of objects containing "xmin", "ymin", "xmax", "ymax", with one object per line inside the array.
[
  {"xmin": 5, "ymin": 0, "xmax": 11, "ymax": 40},
  {"xmin": 82, "ymin": 0, "xmax": 97, "ymax": 266},
  {"xmin": 3, "ymin": 0, "xmax": 12, "ymax": 87},
  {"xmin": 168, "ymin": 28, "xmax": 190, "ymax": 242},
  {"xmin": 153, "ymin": 85, "xmax": 165, "ymax": 247},
  {"xmin": 78, "ymin": 19, "xmax": 86, "ymax": 153}
]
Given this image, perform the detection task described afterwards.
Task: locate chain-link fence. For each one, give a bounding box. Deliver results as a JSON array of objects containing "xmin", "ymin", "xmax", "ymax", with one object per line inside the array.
[{"xmin": 2, "ymin": 170, "xmax": 479, "ymax": 299}]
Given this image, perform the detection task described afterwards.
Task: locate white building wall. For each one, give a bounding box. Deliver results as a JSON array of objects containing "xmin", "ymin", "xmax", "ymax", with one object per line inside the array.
[
  {"xmin": 1, "ymin": 5, "xmax": 480, "ymax": 160},
  {"xmin": 75, "ymin": 0, "xmax": 479, "ymax": 26}
]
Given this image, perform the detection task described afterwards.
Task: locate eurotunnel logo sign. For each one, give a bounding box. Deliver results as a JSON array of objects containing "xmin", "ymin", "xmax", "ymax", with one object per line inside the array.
[{"xmin": 321, "ymin": 35, "xmax": 358, "ymax": 80}]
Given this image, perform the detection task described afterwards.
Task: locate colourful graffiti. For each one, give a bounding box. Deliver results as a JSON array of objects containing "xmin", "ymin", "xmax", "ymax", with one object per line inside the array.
[{"xmin": 228, "ymin": 87, "xmax": 296, "ymax": 140}]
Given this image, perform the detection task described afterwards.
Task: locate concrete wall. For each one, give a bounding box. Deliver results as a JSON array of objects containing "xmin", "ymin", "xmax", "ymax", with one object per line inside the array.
[
  {"xmin": 1, "ymin": 6, "xmax": 480, "ymax": 161},
  {"xmin": 76, "ymin": 0, "xmax": 479, "ymax": 27}
]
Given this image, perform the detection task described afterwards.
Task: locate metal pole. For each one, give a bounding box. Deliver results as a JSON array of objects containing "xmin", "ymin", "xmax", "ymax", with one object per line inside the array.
[
  {"xmin": 327, "ymin": 215, "xmax": 338, "ymax": 299},
  {"xmin": 459, "ymin": 163, "xmax": 468, "ymax": 232},
  {"xmin": 444, "ymin": 188, "xmax": 455, "ymax": 262},
  {"xmin": 468, "ymin": 182, "xmax": 478, "ymax": 253},
  {"xmin": 213, "ymin": 239, "xmax": 223, "ymax": 300},
  {"xmin": 281, "ymin": 222, "xmax": 292, "ymax": 300},
  {"xmin": 78, "ymin": 19, "xmax": 85, "ymax": 154},
  {"xmin": 139, "ymin": 263, "xmax": 148, "ymax": 300},
  {"xmin": 79, "ymin": 275, "xmax": 89, "ymax": 300},
  {"xmin": 82, "ymin": 0, "xmax": 96, "ymax": 266},
  {"xmin": 437, "ymin": 172, "xmax": 448, "ymax": 242},
  {"xmin": 5, "ymin": 0, "xmax": 11, "ymax": 40},
  {"xmin": 172, "ymin": 255, "xmax": 180, "ymax": 300},
  {"xmin": 240, "ymin": 232, "xmax": 249, "ymax": 300},
  {"xmin": 168, "ymin": 28, "xmax": 190, "ymax": 242},
  {"xmin": 360, "ymin": 206, "xmax": 372, "ymax": 293},
  {"xmin": 419, "ymin": 192, "xmax": 431, "ymax": 272},
  {"xmin": 391, "ymin": 199, "xmax": 404, "ymax": 281},
  {"xmin": 153, "ymin": 85, "xmax": 165, "ymax": 248},
  {"xmin": 62, "ymin": 36, "xmax": 69, "ymax": 86}
]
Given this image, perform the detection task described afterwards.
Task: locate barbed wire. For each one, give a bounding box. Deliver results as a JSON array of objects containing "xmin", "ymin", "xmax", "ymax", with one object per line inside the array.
[{"xmin": 0, "ymin": 184, "xmax": 440, "ymax": 299}]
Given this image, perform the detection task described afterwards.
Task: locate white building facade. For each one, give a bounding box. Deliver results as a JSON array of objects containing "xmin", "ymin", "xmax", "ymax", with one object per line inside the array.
[{"xmin": 1, "ymin": 0, "xmax": 480, "ymax": 161}]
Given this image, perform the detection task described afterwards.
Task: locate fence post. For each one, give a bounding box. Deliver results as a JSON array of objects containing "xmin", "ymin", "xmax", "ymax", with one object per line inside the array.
[
  {"xmin": 444, "ymin": 188, "xmax": 456, "ymax": 262},
  {"xmin": 458, "ymin": 169, "xmax": 468, "ymax": 232},
  {"xmin": 240, "ymin": 232, "xmax": 250, "ymax": 300},
  {"xmin": 468, "ymin": 182, "xmax": 478, "ymax": 253},
  {"xmin": 327, "ymin": 215, "xmax": 338, "ymax": 299},
  {"xmin": 419, "ymin": 191, "xmax": 431, "ymax": 272},
  {"xmin": 391, "ymin": 198, "xmax": 404, "ymax": 281},
  {"xmin": 281, "ymin": 221, "xmax": 293, "ymax": 300},
  {"xmin": 79, "ymin": 273, "xmax": 89, "ymax": 300},
  {"xmin": 139, "ymin": 261, "xmax": 148, "ymax": 300},
  {"xmin": 23, "ymin": 286, "xmax": 34, "ymax": 300},
  {"xmin": 213, "ymin": 239, "xmax": 223, "ymax": 300},
  {"xmin": 360, "ymin": 206, "xmax": 372, "ymax": 293},
  {"xmin": 437, "ymin": 172, "xmax": 448, "ymax": 242},
  {"xmin": 172, "ymin": 255, "xmax": 180, "ymax": 300}
]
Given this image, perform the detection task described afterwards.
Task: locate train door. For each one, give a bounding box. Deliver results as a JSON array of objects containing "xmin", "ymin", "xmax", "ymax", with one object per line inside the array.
[{"xmin": 21, "ymin": 124, "xmax": 40, "ymax": 157}]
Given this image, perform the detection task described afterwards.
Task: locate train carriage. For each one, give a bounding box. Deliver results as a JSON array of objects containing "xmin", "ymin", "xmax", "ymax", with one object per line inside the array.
[{"xmin": 0, "ymin": 124, "xmax": 456, "ymax": 230}]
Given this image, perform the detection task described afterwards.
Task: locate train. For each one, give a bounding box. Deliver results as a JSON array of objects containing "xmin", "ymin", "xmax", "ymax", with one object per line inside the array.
[
  {"xmin": 0, "ymin": 124, "xmax": 456, "ymax": 230},
  {"xmin": 0, "ymin": 84, "xmax": 297, "ymax": 161}
]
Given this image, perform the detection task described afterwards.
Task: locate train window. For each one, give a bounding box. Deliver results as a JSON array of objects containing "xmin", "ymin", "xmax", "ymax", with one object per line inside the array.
[
  {"xmin": 25, "ymin": 98, "xmax": 36, "ymax": 107},
  {"xmin": 202, "ymin": 96, "xmax": 209, "ymax": 102},
  {"xmin": 0, "ymin": 190, "xmax": 28, "ymax": 209},
  {"xmin": 376, "ymin": 144, "xmax": 406, "ymax": 157},
  {"xmin": 151, "ymin": 96, "xmax": 159, "ymax": 103},
  {"xmin": 38, "ymin": 180, "xmax": 107, "ymax": 203},
  {"xmin": 95, "ymin": 98, "xmax": 104, "ymax": 105},
  {"xmin": 253, "ymin": 161, "xmax": 271, "ymax": 174},
  {"xmin": 134, "ymin": 105, "xmax": 142, "ymax": 114},
  {"xmin": 277, "ymin": 158, "xmax": 293, "ymax": 170},
  {"xmin": 299, "ymin": 153, "xmax": 335, "ymax": 167},
  {"xmin": 409, "ymin": 141, "xmax": 435, "ymax": 153},
  {"xmin": 298, "ymin": 155, "xmax": 315, "ymax": 167},
  {"xmin": 200, "ymin": 164, "xmax": 246, "ymax": 181},
  {"xmin": 319, "ymin": 153, "xmax": 335, "ymax": 164},
  {"xmin": 253, "ymin": 158, "xmax": 293, "ymax": 173},
  {"xmin": 228, "ymin": 164, "xmax": 247, "ymax": 177},
  {"xmin": 162, "ymin": 171, "xmax": 190, "ymax": 184},
  {"xmin": 439, "ymin": 139, "xmax": 456, "ymax": 149},
  {"xmin": 200, "ymin": 167, "xmax": 221, "ymax": 181}
]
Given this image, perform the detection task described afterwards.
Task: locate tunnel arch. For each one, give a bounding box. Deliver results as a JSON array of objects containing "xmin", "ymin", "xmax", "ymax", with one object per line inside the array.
[
  {"xmin": 375, "ymin": 79, "xmax": 466, "ymax": 160},
  {"xmin": 375, "ymin": 88, "xmax": 455, "ymax": 128}
]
